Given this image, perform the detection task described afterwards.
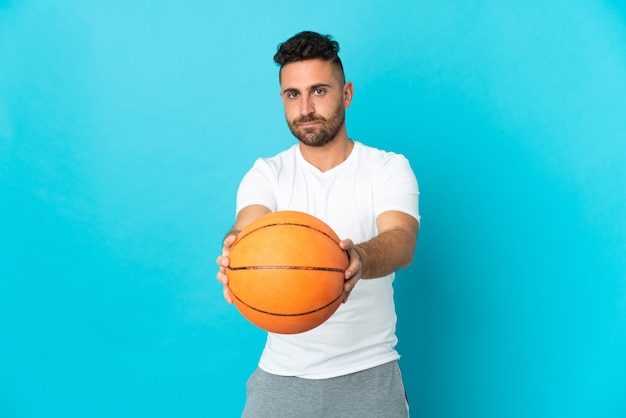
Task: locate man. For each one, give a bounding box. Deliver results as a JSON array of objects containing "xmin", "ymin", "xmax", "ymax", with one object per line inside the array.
[{"xmin": 216, "ymin": 31, "xmax": 420, "ymax": 417}]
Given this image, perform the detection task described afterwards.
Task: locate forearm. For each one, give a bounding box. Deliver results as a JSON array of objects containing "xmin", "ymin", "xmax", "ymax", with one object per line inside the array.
[
  {"xmin": 354, "ymin": 227, "xmax": 417, "ymax": 279},
  {"xmin": 227, "ymin": 204, "xmax": 271, "ymax": 238}
]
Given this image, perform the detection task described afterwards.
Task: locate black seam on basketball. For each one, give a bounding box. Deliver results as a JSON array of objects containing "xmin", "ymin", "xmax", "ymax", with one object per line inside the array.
[
  {"xmin": 232, "ymin": 222, "xmax": 341, "ymax": 251},
  {"xmin": 230, "ymin": 288, "xmax": 344, "ymax": 317},
  {"xmin": 228, "ymin": 266, "xmax": 345, "ymax": 273}
]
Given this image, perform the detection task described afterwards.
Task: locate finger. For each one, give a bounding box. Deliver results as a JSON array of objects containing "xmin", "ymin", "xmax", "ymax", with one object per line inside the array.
[
  {"xmin": 216, "ymin": 271, "xmax": 229, "ymax": 285},
  {"xmin": 216, "ymin": 256, "xmax": 229, "ymax": 273},
  {"xmin": 223, "ymin": 285, "xmax": 234, "ymax": 304},
  {"xmin": 224, "ymin": 234, "xmax": 237, "ymax": 247},
  {"xmin": 344, "ymin": 258, "xmax": 360, "ymax": 279},
  {"xmin": 221, "ymin": 236, "xmax": 237, "ymax": 257},
  {"xmin": 344, "ymin": 276, "xmax": 359, "ymax": 292},
  {"xmin": 339, "ymin": 239, "xmax": 353, "ymax": 250}
]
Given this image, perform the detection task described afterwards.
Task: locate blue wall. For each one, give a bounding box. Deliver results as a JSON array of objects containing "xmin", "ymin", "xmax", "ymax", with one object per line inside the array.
[{"xmin": 1, "ymin": 1, "xmax": 625, "ymax": 417}]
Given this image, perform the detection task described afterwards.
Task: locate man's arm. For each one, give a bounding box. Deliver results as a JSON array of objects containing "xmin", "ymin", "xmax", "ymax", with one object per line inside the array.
[
  {"xmin": 216, "ymin": 204, "xmax": 271, "ymax": 303},
  {"xmin": 340, "ymin": 210, "xmax": 419, "ymax": 295}
]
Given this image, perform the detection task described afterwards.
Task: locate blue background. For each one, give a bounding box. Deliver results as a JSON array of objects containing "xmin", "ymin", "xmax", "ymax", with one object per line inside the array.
[{"xmin": 1, "ymin": 1, "xmax": 625, "ymax": 417}]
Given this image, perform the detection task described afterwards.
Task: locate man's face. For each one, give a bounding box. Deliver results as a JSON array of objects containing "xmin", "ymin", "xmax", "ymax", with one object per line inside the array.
[{"xmin": 280, "ymin": 59, "xmax": 352, "ymax": 147}]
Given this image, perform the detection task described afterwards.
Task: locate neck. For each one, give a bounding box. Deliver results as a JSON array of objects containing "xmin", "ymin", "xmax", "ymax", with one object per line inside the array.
[{"xmin": 299, "ymin": 133, "xmax": 354, "ymax": 172}]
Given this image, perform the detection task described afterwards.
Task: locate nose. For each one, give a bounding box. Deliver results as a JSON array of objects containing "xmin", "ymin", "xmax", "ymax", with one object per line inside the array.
[{"xmin": 300, "ymin": 95, "xmax": 314, "ymax": 116}]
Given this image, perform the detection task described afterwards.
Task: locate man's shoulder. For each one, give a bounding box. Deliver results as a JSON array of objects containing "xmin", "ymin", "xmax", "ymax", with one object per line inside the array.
[
  {"xmin": 255, "ymin": 144, "xmax": 298, "ymax": 165},
  {"xmin": 353, "ymin": 141, "xmax": 406, "ymax": 163}
]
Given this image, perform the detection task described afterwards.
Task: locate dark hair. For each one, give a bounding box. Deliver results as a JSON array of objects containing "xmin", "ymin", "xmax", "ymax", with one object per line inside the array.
[{"xmin": 274, "ymin": 31, "xmax": 345, "ymax": 81}]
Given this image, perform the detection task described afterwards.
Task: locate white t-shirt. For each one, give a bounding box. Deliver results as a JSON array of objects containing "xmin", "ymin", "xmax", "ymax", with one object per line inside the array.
[{"xmin": 236, "ymin": 141, "xmax": 420, "ymax": 379}]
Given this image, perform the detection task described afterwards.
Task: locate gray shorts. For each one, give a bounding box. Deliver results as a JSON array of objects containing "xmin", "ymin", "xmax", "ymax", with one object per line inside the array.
[{"xmin": 241, "ymin": 361, "xmax": 409, "ymax": 418}]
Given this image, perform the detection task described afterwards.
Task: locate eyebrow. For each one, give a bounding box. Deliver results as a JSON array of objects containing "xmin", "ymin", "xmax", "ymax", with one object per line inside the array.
[{"xmin": 282, "ymin": 83, "xmax": 334, "ymax": 94}]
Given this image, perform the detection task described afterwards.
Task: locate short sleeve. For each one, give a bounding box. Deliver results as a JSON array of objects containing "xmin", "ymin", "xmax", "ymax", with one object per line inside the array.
[
  {"xmin": 373, "ymin": 155, "xmax": 420, "ymax": 223},
  {"xmin": 236, "ymin": 158, "xmax": 278, "ymax": 214}
]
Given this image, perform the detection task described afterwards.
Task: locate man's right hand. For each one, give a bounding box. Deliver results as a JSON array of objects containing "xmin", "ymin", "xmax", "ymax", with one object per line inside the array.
[
  {"xmin": 215, "ymin": 204, "xmax": 272, "ymax": 304},
  {"xmin": 216, "ymin": 233, "xmax": 238, "ymax": 304}
]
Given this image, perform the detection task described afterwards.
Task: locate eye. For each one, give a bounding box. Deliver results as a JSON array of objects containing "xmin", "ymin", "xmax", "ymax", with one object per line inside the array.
[
  {"xmin": 283, "ymin": 90, "xmax": 299, "ymax": 99},
  {"xmin": 313, "ymin": 88, "xmax": 326, "ymax": 96}
]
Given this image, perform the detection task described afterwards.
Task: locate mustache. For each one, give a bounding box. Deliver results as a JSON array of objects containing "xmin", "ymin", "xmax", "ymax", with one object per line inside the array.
[{"xmin": 294, "ymin": 115, "xmax": 326, "ymax": 126}]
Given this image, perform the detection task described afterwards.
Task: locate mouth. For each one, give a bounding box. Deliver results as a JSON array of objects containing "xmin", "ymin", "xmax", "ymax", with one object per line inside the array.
[{"xmin": 297, "ymin": 121, "xmax": 321, "ymax": 128}]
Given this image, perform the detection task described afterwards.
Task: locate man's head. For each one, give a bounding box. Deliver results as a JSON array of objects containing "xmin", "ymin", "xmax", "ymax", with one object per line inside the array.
[
  {"xmin": 274, "ymin": 31, "xmax": 353, "ymax": 148},
  {"xmin": 274, "ymin": 31, "xmax": 345, "ymax": 85}
]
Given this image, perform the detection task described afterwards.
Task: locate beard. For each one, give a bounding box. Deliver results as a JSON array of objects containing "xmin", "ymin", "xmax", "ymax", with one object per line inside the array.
[{"xmin": 287, "ymin": 105, "xmax": 345, "ymax": 147}]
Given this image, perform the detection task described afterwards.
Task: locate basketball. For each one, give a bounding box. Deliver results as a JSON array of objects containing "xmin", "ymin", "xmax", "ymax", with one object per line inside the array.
[{"xmin": 227, "ymin": 211, "xmax": 348, "ymax": 334}]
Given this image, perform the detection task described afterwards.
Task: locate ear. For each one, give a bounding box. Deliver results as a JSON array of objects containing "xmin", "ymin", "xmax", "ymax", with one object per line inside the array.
[{"xmin": 343, "ymin": 81, "xmax": 354, "ymax": 109}]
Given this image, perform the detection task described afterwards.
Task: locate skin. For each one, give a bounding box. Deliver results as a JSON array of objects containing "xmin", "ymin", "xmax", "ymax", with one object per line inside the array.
[{"xmin": 216, "ymin": 58, "xmax": 419, "ymax": 303}]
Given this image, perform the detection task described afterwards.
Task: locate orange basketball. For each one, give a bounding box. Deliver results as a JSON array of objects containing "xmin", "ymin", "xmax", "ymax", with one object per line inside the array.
[{"xmin": 227, "ymin": 211, "xmax": 348, "ymax": 334}]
